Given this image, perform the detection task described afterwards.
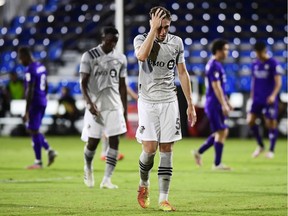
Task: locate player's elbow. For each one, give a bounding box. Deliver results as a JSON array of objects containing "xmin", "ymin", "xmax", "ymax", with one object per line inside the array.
[{"xmin": 136, "ymin": 53, "xmax": 147, "ymax": 62}]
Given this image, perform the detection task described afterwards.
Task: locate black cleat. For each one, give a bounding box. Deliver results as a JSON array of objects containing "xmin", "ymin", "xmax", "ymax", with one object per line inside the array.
[{"xmin": 47, "ymin": 150, "xmax": 57, "ymax": 167}]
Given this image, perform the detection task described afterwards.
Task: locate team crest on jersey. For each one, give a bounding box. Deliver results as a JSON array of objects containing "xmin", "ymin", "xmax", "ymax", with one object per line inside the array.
[
  {"xmin": 214, "ymin": 71, "xmax": 220, "ymax": 78},
  {"xmin": 264, "ymin": 64, "xmax": 269, "ymax": 70}
]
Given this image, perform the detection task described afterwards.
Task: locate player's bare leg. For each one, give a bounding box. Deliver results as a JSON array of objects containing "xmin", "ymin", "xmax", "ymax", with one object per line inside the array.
[
  {"xmin": 84, "ymin": 137, "xmax": 99, "ymax": 188},
  {"xmin": 100, "ymin": 135, "xmax": 119, "ymax": 189},
  {"xmin": 101, "ymin": 135, "xmax": 125, "ymax": 161},
  {"xmin": 247, "ymin": 113, "xmax": 265, "ymax": 158},
  {"xmin": 137, "ymin": 141, "xmax": 157, "ymax": 208},
  {"xmin": 212, "ymin": 129, "xmax": 231, "ymax": 171},
  {"xmin": 158, "ymin": 143, "xmax": 176, "ymax": 211},
  {"xmin": 264, "ymin": 118, "xmax": 278, "ymax": 159}
]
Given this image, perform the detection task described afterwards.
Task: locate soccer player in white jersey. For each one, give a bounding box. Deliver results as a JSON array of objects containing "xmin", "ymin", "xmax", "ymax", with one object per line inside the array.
[
  {"xmin": 79, "ymin": 27, "xmax": 127, "ymax": 189},
  {"xmin": 134, "ymin": 6, "xmax": 197, "ymax": 211}
]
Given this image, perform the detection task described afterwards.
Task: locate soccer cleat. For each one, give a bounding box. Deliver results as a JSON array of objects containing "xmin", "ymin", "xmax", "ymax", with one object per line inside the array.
[
  {"xmin": 265, "ymin": 151, "xmax": 274, "ymax": 159},
  {"xmin": 137, "ymin": 186, "xmax": 150, "ymax": 208},
  {"xmin": 84, "ymin": 166, "xmax": 94, "ymax": 188},
  {"xmin": 117, "ymin": 153, "xmax": 125, "ymax": 161},
  {"xmin": 252, "ymin": 147, "xmax": 265, "ymax": 158},
  {"xmin": 100, "ymin": 181, "xmax": 118, "ymax": 189},
  {"xmin": 192, "ymin": 150, "xmax": 202, "ymax": 166},
  {"xmin": 47, "ymin": 150, "xmax": 57, "ymax": 167},
  {"xmin": 26, "ymin": 163, "xmax": 42, "ymax": 170},
  {"xmin": 212, "ymin": 164, "xmax": 232, "ymax": 171},
  {"xmin": 159, "ymin": 201, "xmax": 176, "ymax": 212}
]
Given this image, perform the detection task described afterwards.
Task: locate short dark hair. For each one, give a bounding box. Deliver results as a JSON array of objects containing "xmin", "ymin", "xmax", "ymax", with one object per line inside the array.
[
  {"xmin": 18, "ymin": 46, "xmax": 32, "ymax": 57},
  {"xmin": 101, "ymin": 26, "xmax": 119, "ymax": 37},
  {"xmin": 254, "ymin": 41, "xmax": 266, "ymax": 52},
  {"xmin": 211, "ymin": 39, "xmax": 229, "ymax": 55},
  {"xmin": 149, "ymin": 6, "xmax": 171, "ymax": 20}
]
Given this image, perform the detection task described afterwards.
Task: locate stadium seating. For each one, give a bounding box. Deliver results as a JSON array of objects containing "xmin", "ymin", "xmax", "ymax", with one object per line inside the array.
[{"xmin": 0, "ymin": 0, "xmax": 286, "ymax": 96}]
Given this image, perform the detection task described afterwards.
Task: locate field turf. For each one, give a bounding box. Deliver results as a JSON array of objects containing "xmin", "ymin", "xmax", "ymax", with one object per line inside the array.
[{"xmin": 0, "ymin": 136, "xmax": 287, "ymax": 215}]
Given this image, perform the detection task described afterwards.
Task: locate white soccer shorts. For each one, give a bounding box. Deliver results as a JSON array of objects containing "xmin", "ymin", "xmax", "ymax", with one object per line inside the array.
[
  {"xmin": 136, "ymin": 99, "xmax": 182, "ymax": 143},
  {"xmin": 81, "ymin": 108, "xmax": 127, "ymax": 142}
]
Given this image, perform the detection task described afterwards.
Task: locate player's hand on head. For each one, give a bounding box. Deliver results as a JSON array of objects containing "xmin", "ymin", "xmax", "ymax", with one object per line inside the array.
[
  {"xmin": 187, "ymin": 105, "xmax": 197, "ymax": 127},
  {"xmin": 149, "ymin": 8, "xmax": 166, "ymax": 31}
]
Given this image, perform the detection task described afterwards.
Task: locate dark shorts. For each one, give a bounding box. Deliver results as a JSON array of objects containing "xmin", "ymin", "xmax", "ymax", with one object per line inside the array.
[
  {"xmin": 205, "ymin": 106, "xmax": 228, "ymax": 133},
  {"xmin": 250, "ymin": 101, "xmax": 278, "ymax": 120},
  {"xmin": 27, "ymin": 105, "xmax": 46, "ymax": 131}
]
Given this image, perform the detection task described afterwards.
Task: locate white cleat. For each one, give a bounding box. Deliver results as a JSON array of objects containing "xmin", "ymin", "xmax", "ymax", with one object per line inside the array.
[
  {"xmin": 100, "ymin": 181, "xmax": 118, "ymax": 189},
  {"xmin": 192, "ymin": 150, "xmax": 202, "ymax": 166},
  {"xmin": 265, "ymin": 151, "xmax": 274, "ymax": 159},
  {"xmin": 84, "ymin": 166, "xmax": 94, "ymax": 188},
  {"xmin": 212, "ymin": 163, "xmax": 232, "ymax": 171},
  {"xmin": 252, "ymin": 147, "xmax": 265, "ymax": 158}
]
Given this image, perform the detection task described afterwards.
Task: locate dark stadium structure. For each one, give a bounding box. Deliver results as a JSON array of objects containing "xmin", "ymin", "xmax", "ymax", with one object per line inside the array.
[{"xmin": 0, "ymin": 0, "xmax": 287, "ymax": 137}]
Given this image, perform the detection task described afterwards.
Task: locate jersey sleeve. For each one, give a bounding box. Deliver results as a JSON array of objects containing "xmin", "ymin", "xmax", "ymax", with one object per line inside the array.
[
  {"xmin": 208, "ymin": 65, "xmax": 221, "ymax": 82},
  {"xmin": 271, "ymin": 59, "xmax": 284, "ymax": 76},
  {"xmin": 133, "ymin": 34, "xmax": 145, "ymax": 52},
  {"xmin": 120, "ymin": 55, "xmax": 128, "ymax": 78},
  {"xmin": 79, "ymin": 52, "xmax": 91, "ymax": 74},
  {"xmin": 176, "ymin": 37, "xmax": 185, "ymax": 64},
  {"xmin": 25, "ymin": 65, "xmax": 35, "ymax": 85}
]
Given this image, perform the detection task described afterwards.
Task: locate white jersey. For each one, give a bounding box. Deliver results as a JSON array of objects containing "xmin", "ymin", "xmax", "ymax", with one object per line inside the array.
[
  {"xmin": 133, "ymin": 33, "xmax": 185, "ymax": 103},
  {"xmin": 79, "ymin": 45, "xmax": 127, "ymax": 111}
]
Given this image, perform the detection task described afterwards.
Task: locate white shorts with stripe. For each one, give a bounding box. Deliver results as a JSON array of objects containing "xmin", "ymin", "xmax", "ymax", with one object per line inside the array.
[
  {"xmin": 136, "ymin": 99, "xmax": 182, "ymax": 143},
  {"xmin": 81, "ymin": 108, "xmax": 127, "ymax": 142}
]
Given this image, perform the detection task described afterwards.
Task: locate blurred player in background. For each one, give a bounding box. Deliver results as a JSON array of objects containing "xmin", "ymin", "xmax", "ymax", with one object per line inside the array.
[
  {"xmin": 18, "ymin": 47, "xmax": 57, "ymax": 169},
  {"xmin": 247, "ymin": 41, "xmax": 283, "ymax": 159},
  {"xmin": 193, "ymin": 39, "xmax": 232, "ymax": 171},
  {"xmin": 134, "ymin": 6, "xmax": 197, "ymax": 211},
  {"xmin": 100, "ymin": 84, "xmax": 137, "ymax": 161},
  {"xmin": 80, "ymin": 27, "xmax": 127, "ymax": 189}
]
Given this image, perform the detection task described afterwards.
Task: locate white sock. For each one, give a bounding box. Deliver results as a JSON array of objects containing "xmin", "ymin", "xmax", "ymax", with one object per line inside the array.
[
  {"xmin": 159, "ymin": 193, "xmax": 169, "ymax": 203},
  {"xmin": 103, "ymin": 148, "xmax": 118, "ymax": 181}
]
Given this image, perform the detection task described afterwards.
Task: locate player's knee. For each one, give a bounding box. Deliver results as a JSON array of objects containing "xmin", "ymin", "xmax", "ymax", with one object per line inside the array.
[
  {"xmin": 142, "ymin": 141, "xmax": 158, "ymax": 153},
  {"xmin": 29, "ymin": 130, "xmax": 39, "ymax": 135},
  {"xmin": 109, "ymin": 135, "xmax": 119, "ymax": 150},
  {"xmin": 159, "ymin": 143, "xmax": 173, "ymax": 152},
  {"xmin": 247, "ymin": 117, "xmax": 255, "ymax": 127},
  {"xmin": 87, "ymin": 137, "xmax": 100, "ymax": 151}
]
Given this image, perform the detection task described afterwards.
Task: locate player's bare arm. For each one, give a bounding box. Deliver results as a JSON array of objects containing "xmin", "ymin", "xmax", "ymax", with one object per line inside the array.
[
  {"xmin": 267, "ymin": 75, "xmax": 282, "ymax": 104},
  {"xmin": 23, "ymin": 81, "xmax": 34, "ymax": 123},
  {"xmin": 211, "ymin": 81, "xmax": 230, "ymax": 116},
  {"xmin": 177, "ymin": 62, "xmax": 197, "ymax": 127},
  {"xmin": 135, "ymin": 8, "xmax": 166, "ymax": 61},
  {"xmin": 80, "ymin": 72, "xmax": 99, "ymax": 116},
  {"xmin": 119, "ymin": 77, "xmax": 128, "ymax": 121}
]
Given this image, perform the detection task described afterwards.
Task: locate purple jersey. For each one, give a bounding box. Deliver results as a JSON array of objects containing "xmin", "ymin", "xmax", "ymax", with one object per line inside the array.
[
  {"xmin": 205, "ymin": 58, "xmax": 226, "ymax": 108},
  {"xmin": 252, "ymin": 58, "xmax": 283, "ymax": 104},
  {"xmin": 25, "ymin": 62, "xmax": 47, "ymax": 106}
]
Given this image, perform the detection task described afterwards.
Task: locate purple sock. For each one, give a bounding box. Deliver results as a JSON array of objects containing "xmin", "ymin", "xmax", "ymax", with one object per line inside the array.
[
  {"xmin": 214, "ymin": 141, "xmax": 223, "ymax": 166},
  {"xmin": 32, "ymin": 134, "xmax": 42, "ymax": 161},
  {"xmin": 39, "ymin": 133, "xmax": 50, "ymax": 150},
  {"xmin": 251, "ymin": 125, "xmax": 264, "ymax": 148},
  {"xmin": 198, "ymin": 135, "xmax": 215, "ymax": 154},
  {"xmin": 269, "ymin": 129, "xmax": 278, "ymax": 152}
]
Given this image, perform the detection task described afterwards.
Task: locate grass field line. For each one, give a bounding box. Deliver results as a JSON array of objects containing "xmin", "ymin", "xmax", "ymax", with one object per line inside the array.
[{"xmin": 0, "ymin": 176, "xmax": 76, "ymax": 183}]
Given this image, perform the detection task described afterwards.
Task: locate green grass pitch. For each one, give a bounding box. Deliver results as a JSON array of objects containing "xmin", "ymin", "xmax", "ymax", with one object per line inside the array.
[{"xmin": 0, "ymin": 136, "xmax": 287, "ymax": 215}]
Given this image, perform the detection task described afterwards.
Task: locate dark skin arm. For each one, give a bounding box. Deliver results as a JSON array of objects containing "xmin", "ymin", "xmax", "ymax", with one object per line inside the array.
[
  {"xmin": 23, "ymin": 82, "xmax": 34, "ymax": 123},
  {"xmin": 119, "ymin": 77, "xmax": 127, "ymax": 121},
  {"xmin": 80, "ymin": 72, "xmax": 99, "ymax": 116}
]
